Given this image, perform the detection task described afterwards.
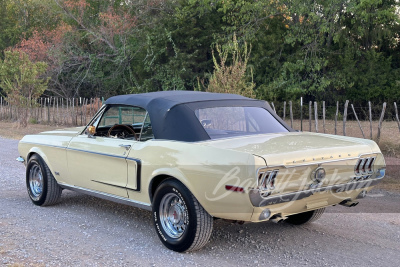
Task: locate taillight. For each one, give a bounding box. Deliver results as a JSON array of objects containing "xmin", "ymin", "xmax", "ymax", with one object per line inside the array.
[
  {"xmin": 267, "ymin": 170, "xmax": 278, "ymax": 190},
  {"xmin": 354, "ymin": 159, "xmax": 362, "ymax": 176},
  {"xmin": 354, "ymin": 156, "xmax": 375, "ymax": 179},
  {"xmin": 258, "ymin": 169, "xmax": 279, "ymax": 190},
  {"xmin": 367, "ymin": 157, "xmax": 375, "ymax": 174}
]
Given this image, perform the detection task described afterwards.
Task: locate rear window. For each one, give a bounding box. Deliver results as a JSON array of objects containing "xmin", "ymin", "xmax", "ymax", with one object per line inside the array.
[{"xmin": 195, "ymin": 106, "xmax": 288, "ymax": 139}]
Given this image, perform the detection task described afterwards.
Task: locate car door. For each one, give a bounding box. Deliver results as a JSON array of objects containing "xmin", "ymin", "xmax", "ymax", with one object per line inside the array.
[
  {"xmin": 67, "ymin": 135, "xmax": 134, "ymax": 197},
  {"xmin": 66, "ymin": 104, "xmax": 147, "ymax": 198}
]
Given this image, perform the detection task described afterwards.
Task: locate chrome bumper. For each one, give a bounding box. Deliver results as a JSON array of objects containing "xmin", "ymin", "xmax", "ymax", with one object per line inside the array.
[{"xmin": 249, "ymin": 176, "xmax": 384, "ymax": 207}]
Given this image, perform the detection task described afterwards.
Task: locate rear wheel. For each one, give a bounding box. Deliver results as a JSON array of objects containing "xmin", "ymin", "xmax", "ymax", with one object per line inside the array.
[
  {"xmin": 26, "ymin": 154, "xmax": 62, "ymax": 206},
  {"xmin": 152, "ymin": 179, "xmax": 213, "ymax": 252},
  {"xmin": 285, "ymin": 208, "xmax": 325, "ymax": 225}
]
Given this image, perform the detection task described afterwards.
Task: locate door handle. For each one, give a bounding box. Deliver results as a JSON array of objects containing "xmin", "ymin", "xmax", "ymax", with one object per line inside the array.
[{"xmin": 119, "ymin": 144, "xmax": 131, "ymax": 150}]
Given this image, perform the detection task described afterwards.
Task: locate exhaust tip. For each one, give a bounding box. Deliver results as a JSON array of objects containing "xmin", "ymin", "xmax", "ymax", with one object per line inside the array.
[
  {"xmin": 350, "ymin": 202, "xmax": 359, "ymax": 207},
  {"xmin": 340, "ymin": 199, "xmax": 359, "ymax": 207},
  {"xmin": 269, "ymin": 214, "xmax": 287, "ymax": 223}
]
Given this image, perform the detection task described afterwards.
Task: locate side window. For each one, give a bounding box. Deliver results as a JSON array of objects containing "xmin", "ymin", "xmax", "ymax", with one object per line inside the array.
[
  {"xmin": 94, "ymin": 105, "xmax": 154, "ymax": 141},
  {"xmin": 99, "ymin": 106, "xmax": 146, "ymax": 126},
  {"xmin": 138, "ymin": 113, "xmax": 154, "ymax": 141}
]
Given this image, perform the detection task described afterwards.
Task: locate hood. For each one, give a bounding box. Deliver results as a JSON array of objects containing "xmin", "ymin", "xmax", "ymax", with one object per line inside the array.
[
  {"xmin": 37, "ymin": 126, "xmax": 85, "ymax": 137},
  {"xmin": 200, "ymin": 132, "xmax": 379, "ymax": 166}
]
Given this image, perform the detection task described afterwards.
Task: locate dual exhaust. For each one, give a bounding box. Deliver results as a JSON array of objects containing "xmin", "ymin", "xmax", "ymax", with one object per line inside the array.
[
  {"xmin": 270, "ymin": 214, "xmax": 287, "ymax": 223},
  {"xmin": 269, "ymin": 197, "xmax": 362, "ymax": 224},
  {"xmin": 339, "ymin": 199, "xmax": 359, "ymax": 207}
]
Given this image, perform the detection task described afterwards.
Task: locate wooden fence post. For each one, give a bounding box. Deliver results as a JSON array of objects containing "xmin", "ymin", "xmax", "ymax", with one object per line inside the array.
[
  {"xmin": 53, "ymin": 97, "xmax": 56, "ymax": 123},
  {"xmin": 309, "ymin": 101, "xmax": 312, "ymax": 132},
  {"xmin": 369, "ymin": 101, "xmax": 373, "ymax": 139},
  {"xmin": 343, "ymin": 100, "xmax": 349, "ymax": 136},
  {"xmin": 66, "ymin": 98, "xmax": 69, "ymax": 125},
  {"xmin": 351, "ymin": 104, "xmax": 365, "ymax": 138},
  {"xmin": 72, "ymin": 98, "xmax": 75, "ymax": 125},
  {"xmin": 283, "ymin": 101, "xmax": 286, "ymax": 120},
  {"xmin": 10, "ymin": 100, "xmax": 12, "ymax": 121},
  {"xmin": 322, "ymin": 101, "xmax": 326, "ymax": 133},
  {"xmin": 40, "ymin": 98, "xmax": 43, "ymax": 121},
  {"xmin": 289, "ymin": 101, "xmax": 293, "ymax": 128},
  {"xmin": 335, "ymin": 101, "xmax": 339, "ymax": 135},
  {"xmin": 47, "ymin": 98, "xmax": 50, "ymax": 123},
  {"xmin": 0, "ymin": 97, "xmax": 3, "ymax": 120},
  {"xmin": 58, "ymin": 98, "xmax": 60, "ymax": 124},
  {"xmin": 394, "ymin": 102, "xmax": 400, "ymax": 133},
  {"xmin": 271, "ymin": 102, "xmax": 276, "ymax": 114},
  {"xmin": 300, "ymin": 97, "xmax": 303, "ymax": 131},
  {"xmin": 377, "ymin": 102, "xmax": 387, "ymax": 143},
  {"xmin": 83, "ymin": 98, "xmax": 88, "ymax": 125},
  {"xmin": 314, "ymin": 101, "xmax": 318, "ymax": 133},
  {"xmin": 80, "ymin": 97, "xmax": 83, "ymax": 125},
  {"xmin": 61, "ymin": 98, "xmax": 64, "ymax": 124}
]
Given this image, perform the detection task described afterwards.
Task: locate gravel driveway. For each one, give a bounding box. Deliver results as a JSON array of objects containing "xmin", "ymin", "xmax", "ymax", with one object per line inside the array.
[{"xmin": 1, "ymin": 137, "xmax": 400, "ymax": 267}]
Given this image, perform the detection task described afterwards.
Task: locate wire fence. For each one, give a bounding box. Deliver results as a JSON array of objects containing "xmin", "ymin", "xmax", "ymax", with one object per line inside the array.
[
  {"xmin": 0, "ymin": 97, "xmax": 103, "ymax": 126},
  {"xmin": 269, "ymin": 99, "xmax": 400, "ymax": 142},
  {"xmin": 1, "ymin": 96, "xmax": 400, "ymax": 142}
]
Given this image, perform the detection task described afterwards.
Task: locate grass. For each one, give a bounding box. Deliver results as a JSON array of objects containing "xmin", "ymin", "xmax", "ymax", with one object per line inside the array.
[
  {"xmin": 0, "ymin": 119, "xmax": 398, "ymax": 192},
  {"xmin": 0, "ymin": 121, "xmax": 64, "ymax": 140}
]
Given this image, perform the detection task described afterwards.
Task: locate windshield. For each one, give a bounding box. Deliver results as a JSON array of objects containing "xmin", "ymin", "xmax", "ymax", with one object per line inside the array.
[{"xmin": 195, "ymin": 106, "xmax": 288, "ymax": 139}]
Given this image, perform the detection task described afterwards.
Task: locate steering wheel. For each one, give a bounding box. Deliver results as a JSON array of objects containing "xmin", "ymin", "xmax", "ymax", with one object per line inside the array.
[{"xmin": 107, "ymin": 124, "xmax": 137, "ymax": 140}]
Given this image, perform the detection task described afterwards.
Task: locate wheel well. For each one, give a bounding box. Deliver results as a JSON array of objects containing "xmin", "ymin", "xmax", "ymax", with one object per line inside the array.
[
  {"xmin": 27, "ymin": 152, "xmax": 38, "ymax": 162},
  {"xmin": 149, "ymin": 175, "xmax": 176, "ymax": 203}
]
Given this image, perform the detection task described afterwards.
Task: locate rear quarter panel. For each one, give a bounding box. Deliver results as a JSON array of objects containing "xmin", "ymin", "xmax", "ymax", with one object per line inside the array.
[{"xmin": 129, "ymin": 140, "xmax": 263, "ymax": 221}]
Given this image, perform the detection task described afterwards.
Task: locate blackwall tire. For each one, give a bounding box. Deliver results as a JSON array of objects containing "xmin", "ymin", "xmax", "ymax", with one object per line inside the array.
[
  {"xmin": 152, "ymin": 179, "xmax": 213, "ymax": 252},
  {"xmin": 26, "ymin": 154, "xmax": 62, "ymax": 206}
]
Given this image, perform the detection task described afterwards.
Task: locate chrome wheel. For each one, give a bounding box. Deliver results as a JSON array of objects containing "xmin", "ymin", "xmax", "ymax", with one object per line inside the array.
[
  {"xmin": 29, "ymin": 164, "xmax": 43, "ymax": 201},
  {"xmin": 159, "ymin": 193, "xmax": 187, "ymax": 238}
]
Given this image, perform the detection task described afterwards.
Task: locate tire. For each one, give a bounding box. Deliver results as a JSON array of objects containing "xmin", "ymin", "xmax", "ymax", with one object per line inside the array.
[
  {"xmin": 285, "ymin": 208, "xmax": 325, "ymax": 225},
  {"xmin": 152, "ymin": 179, "xmax": 213, "ymax": 252},
  {"xmin": 26, "ymin": 154, "xmax": 62, "ymax": 206}
]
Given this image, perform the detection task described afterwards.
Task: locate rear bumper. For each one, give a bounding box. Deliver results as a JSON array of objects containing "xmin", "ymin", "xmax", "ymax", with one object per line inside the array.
[{"xmin": 249, "ymin": 173, "xmax": 384, "ymax": 208}]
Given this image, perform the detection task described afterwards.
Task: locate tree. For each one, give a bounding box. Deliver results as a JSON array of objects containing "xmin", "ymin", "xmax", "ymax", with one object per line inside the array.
[
  {"xmin": 0, "ymin": 50, "xmax": 49, "ymax": 127},
  {"xmin": 0, "ymin": 0, "xmax": 61, "ymax": 55},
  {"xmin": 206, "ymin": 34, "xmax": 255, "ymax": 98},
  {"xmin": 250, "ymin": 0, "xmax": 400, "ymax": 103}
]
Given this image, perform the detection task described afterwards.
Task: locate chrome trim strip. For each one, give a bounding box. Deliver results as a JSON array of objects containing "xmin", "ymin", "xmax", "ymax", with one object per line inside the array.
[
  {"xmin": 126, "ymin": 157, "xmax": 142, "ymax": 191},
  {"xmin": 138, "ymin": 112, "xmax": 149, "ymax": 141},
  {"xmin": 258, "ymin": 152, "xmax": 381, "ymax": 169},
  {"xmin": 249, "ymin": 177, "xmax": 384, "ymax": 207},
  {"xmin": 58, "ymin": 183, "xmax": 151, "ymax": 211},
  {"xmin": 91, "ymin": 180, "xmax": 136, "ymax": 191},
  {"xmin": 19, "ymin": 141, "xmax": 66, "ymax": 149},
  {"xmin": 268, "ymin": 157, "xmax": 360, "ymax": 169},
  {"xmin": 67, "ymin": 147, "xmax": 126, "ymax": 159}
]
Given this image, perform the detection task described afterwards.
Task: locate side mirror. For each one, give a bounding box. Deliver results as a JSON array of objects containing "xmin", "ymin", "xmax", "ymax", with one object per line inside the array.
[{"xmin": 88, "ymin": 126, "xmax": 96, "ymax": 137}]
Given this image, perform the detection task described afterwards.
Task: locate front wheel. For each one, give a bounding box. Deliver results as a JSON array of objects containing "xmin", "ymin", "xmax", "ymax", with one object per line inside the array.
[
  {"xmin": 26, "ymin": 154, "xmax": 62, "ymax": 206},
  {"xmin": 152, "ymin": 179, "xmax": 213, "ymax": 252}
]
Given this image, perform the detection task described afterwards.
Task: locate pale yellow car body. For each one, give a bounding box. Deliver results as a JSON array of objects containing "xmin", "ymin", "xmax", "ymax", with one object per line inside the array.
[{"xmin": 18, "ymin": 126, "xmax": 385, "ymax": 222}]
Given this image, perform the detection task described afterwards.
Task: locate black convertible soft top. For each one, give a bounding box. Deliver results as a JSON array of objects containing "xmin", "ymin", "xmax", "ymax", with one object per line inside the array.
[{"xmin": 105, "ymin": 91, "xmax": 293, "ymax": 141}]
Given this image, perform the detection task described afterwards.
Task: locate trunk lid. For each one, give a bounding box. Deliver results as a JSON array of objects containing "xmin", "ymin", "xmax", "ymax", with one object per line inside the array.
[{"xmin": 200, "ymin": 132, "xmax": 376, "ymax": 166}]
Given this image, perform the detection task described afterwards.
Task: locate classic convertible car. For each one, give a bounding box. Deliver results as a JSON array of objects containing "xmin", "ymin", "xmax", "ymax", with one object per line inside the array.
[{"xmin": 17, "ymin": 91, "xmax": 386, "ymax": 252}]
